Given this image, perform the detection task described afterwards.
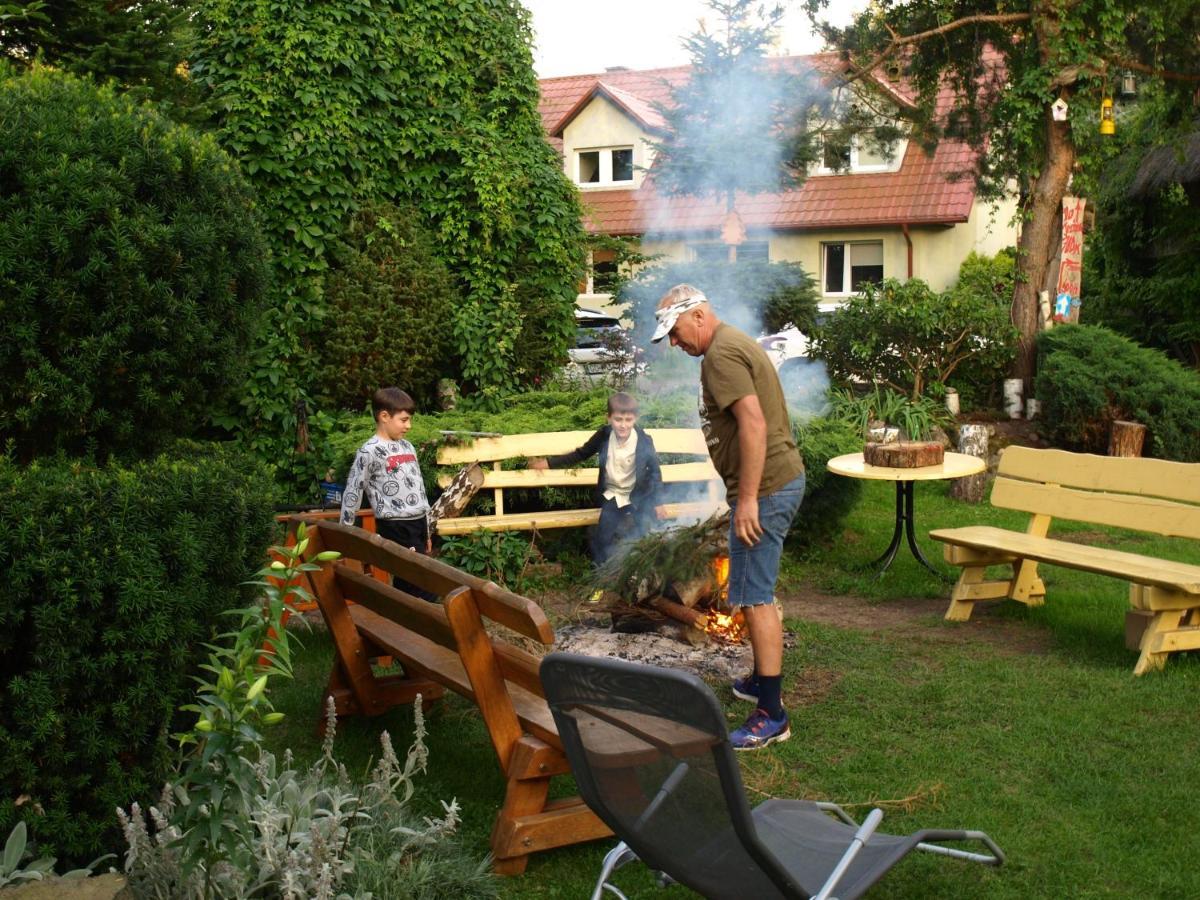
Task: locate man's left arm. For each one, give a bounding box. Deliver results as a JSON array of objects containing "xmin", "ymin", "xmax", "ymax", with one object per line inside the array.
[{"xmin": 731, "ymin": 394, "xmax": 767, "ymax": 545}]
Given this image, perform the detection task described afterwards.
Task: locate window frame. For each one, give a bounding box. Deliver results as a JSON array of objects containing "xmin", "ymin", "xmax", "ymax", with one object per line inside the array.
[
  {"xmin": 821, "ymin": 240, "xmax": 884, "ymax": 298},
  {"xmin": 688, "ymin": 240, "xmax": 769, "ymax": 264},
  {"xmin": 574, "ymin": 146, "xmax": 636, "ymax": 187},
  {"xmin": 814, "ymin": 134, "xmax": 906, "ymax": 176}
]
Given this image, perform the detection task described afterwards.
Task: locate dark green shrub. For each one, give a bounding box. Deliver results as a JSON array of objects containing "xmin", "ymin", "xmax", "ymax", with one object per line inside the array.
[
  {"xmin": 810, "ymin": 276, "xmax": 1017, "ymax": 400},
  {"xmin": 315, "ymin": 204, "xmax": 458, "ymax": 411},
  {"xmin": 0, "ymin": 66, "xmax": 269, "ymax": 462},
  {"xmin": 790, "ymin": 416, "xmax": 863, "ymax": 548},
  {"xmin": 0, "ymin": 444, "xmax": 276, "ymax": 861},
  {"xmin": 619, "ymin": 259, "xmax": 820, "ymax": 339},
  {"xmin": 1035, "ymin": 325, "xmax": 1200, "ymax": 461}
]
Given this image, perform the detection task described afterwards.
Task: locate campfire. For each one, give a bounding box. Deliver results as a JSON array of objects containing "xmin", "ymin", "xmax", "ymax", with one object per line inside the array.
[{"xmin": 595, "ymin": 512, "xmax": 746, "ymax": 645}]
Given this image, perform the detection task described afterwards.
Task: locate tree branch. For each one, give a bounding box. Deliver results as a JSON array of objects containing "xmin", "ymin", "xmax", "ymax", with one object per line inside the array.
[
  {"xmin": 839, "ymin": 13, "xmax": 1033, "ymax": 88},
  {"xmin": 1109, "ymin": 57, "xmax": 1200, "ymax": 83}
]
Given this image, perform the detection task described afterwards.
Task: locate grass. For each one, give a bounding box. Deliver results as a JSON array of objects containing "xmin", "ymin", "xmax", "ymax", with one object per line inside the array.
[{"xmin": 263, "ymin": 478, "xmax": 1200, "ymax": 899}]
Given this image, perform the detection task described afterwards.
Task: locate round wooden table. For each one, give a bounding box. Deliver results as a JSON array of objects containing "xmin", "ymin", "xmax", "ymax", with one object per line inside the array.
[{"xmin": 827, "ymin": 451, "xmax": 987, "ymax": 579}]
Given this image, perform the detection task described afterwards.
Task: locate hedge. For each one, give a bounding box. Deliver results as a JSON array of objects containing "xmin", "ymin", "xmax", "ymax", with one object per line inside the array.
[
  {"xmin": 0, "ymin": 444, "xmax": 276, "ymax": 861},
  {"xmin": 0, "ymin": 65, "xmax": 268, "ymax": 462},
  {"xmin": 1035, "ymin": 325, "xmax": 1200, "ymax": 461}
]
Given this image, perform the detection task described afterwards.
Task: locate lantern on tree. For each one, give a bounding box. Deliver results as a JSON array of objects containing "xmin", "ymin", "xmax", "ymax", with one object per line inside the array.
[{"xmin": 1099, "ymin": 96, "xmax": 1115, "ymax": 135}]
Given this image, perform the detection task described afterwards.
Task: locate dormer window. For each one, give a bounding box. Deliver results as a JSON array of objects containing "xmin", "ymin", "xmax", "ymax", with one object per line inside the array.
[
  {"xmin": 816, "ymin": 133, "xmax": 905, "ymax": 175},
  {"xmin": 576, "ymin": 147, "xmax": 634, "ymax": 186}
]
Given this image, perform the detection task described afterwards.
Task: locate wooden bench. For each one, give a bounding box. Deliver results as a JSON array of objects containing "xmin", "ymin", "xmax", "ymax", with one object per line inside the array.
[
  {"xmin": 929, "ymin": 446, "xmax": 1200, "ymax": 675},
  {"xmin": 289, "ymin": 517, "xmax": 612, "ymax": 873},
  {"xmin": 435, "ymin": 428, "xmax": 724, "ymax": 535}
]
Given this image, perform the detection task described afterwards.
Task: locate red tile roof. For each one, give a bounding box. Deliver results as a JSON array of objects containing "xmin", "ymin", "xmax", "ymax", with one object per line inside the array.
[{"xmin": 538, "ymin": 55, "xmax": 983, "ymax": 234}]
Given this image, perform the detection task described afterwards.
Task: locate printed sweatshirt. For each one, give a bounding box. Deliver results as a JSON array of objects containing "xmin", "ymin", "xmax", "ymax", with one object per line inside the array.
[{"xmin": 339, "ymin": 436, "xmax": 430, "ymax": 525}]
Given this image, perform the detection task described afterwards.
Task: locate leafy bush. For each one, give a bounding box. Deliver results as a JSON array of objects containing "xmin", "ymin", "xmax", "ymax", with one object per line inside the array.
[
  {"xmin": 619, "ymin": 259, "xmax": 820, "ymax": 338},
  {"xmin": 440, "ymin": 530, "xmax": 534, "ymax": 590},
  {"xmin": 1035, "ymin": 325, "xmax": 1200, "ymax": 461},
  {"xmin": 191, "ymin": 0, "xmax": 587, "ymax": 433},
  {"xmin": 0, "ymin": 66, "xmax": 269, "ymax": 463},
  {"xmin": 0, "ymin": 444, "xmax": 276, "ymax": 861},
  {"xmin": 810, "ymin": 276, "xmax": 1017, "ymax": 400},
  {"xmin": 790, "ymin": 416, "xmax": 864, "ymax": 548},
  {"xmin": 315, "ymin": 203, "xmax": 458, "ymax": 411}
]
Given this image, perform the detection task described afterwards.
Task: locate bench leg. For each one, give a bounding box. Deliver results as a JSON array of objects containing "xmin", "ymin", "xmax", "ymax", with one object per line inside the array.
[
  {"xmin": 946, "ymin": 565, "xmax": 1011, "ymax": 621},
  {"xmin": 490, "ymin": 736, "xmax": 612, "ymax": 875},
  {"xmin": 1134, "ymin": 610, "xmax": 1187, "ymax": 676},
  {"xmin": 1008, "ymin": 559, "xmax": 1046, "ymax": 606}
]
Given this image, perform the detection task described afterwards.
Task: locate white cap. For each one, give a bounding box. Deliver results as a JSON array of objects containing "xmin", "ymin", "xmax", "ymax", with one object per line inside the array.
[{"xmin": 650, "ymin": 292, "xmax": 707, "ymax": 343}]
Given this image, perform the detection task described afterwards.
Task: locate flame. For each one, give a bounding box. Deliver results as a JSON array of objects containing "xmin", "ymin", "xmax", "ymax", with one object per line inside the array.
[
  {"xmin": 704, "ymin": 556, "xmax": 745, "ymax": 642},
  {"xmin": 711, "ymin": 555, "xmax": 730, "ymax": 599},
  {"xmin": 703, "ymin": 608, "xmax": 747, "ymax": 643}
]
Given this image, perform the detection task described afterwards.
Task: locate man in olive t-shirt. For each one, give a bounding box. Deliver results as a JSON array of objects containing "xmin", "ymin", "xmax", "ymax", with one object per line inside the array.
[{"xmin": 652, "ymin": 284, "xmax": 806, "ymax": 751}]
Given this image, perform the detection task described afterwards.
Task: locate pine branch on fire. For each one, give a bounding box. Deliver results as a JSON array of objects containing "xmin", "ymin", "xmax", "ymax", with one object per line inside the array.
[{"xmin": 592, "ymin": 511, "xmax": 731, "ymax": 602}]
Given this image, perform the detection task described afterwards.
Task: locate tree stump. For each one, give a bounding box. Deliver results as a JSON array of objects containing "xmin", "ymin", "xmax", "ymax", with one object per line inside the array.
[
  {"xmin": 863, "ymin": 441, "xmax": 944, "ymax": 467},
  {"xmin": 950, "ymin": 424, "xmax": 989, "ymax": 503},
  {"xmin": 430, "ymin": 463, "xmax": 484, "ymax": 523},
  {"xmin": 1108, "ymin": 420, "xmax": 1147, "ymax": 457}
]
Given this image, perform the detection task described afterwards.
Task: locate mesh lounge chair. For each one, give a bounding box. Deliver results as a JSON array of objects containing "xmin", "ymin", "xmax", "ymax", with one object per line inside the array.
[{"xmin": 540, "ymin": 653, "xmax": 1004, "ymax": 900}]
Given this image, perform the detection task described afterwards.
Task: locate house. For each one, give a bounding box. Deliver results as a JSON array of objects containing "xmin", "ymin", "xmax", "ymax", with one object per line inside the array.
[{"xmin": 537, "ymin": 55, "xmax": 1018, "ymax": 315}]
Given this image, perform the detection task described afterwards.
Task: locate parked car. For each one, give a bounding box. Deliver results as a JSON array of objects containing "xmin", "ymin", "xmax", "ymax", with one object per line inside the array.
[
  {"xmin": 756, "ymin": 326, "xmax": 810, "ymax": 370},
  {"xmin": 569, "ymin": 306, "xmax": 625, "ymax": 367}
]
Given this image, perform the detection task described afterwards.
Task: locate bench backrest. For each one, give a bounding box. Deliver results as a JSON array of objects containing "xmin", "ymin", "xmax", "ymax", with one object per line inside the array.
[
  {"xmin": 992, "ymin": 446, "xmax": 1200, "ymax": 540},
  {"xmin": 292, "ymin": 519, "xmax": 552, "ymax": 725},
  {"xmin": 435, "ymin": 429, "xmax": 721, "ymax": 515}
]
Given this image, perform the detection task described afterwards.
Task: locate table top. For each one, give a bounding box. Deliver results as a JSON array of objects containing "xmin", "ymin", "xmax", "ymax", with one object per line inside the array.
[{"xmin": 827, "ymin": 451, "xmax": 987, "ymax": 482}]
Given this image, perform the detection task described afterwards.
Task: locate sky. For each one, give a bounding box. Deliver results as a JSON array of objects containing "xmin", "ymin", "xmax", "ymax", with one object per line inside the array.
[{"xmin": 520, "ymin": 1, "xmax": 860, "ymax": 78}]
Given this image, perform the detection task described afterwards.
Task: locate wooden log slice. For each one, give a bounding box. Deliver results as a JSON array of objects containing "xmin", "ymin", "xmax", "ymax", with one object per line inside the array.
[{"xmin": 863, "ymin": 441, "xmax": 945, "ymax": 468}]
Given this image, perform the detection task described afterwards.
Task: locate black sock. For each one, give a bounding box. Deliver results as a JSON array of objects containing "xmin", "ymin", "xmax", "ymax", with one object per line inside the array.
[{"xmin": 757, "ymin": 675, "xmax": 784, "ymax": 719}]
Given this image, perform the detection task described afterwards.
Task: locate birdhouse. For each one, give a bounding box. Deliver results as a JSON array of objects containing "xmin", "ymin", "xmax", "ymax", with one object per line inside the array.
[
  {"xmin": 1051, "ymin": 97, "xmax": 1069, "ymax": 122},
  {"xmin": 1099, "ymin": 97, "xmax": 1115, "ymax": 135}
]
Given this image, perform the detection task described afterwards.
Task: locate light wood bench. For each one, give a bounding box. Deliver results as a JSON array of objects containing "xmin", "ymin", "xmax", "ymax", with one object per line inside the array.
[
  {"xmin": 289, "ymin": 518, "xmax": 612, "ymax": 874},
  {"xmin": 929, "ymin": 446, "xmax": 1200, "ymax": 675},
  {"xmin": 435, "ymin": 428, "xmax": 724, "ymax": 535}
]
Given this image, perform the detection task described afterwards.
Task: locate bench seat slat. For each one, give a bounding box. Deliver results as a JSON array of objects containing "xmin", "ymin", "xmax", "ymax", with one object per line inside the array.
[
  {"xmin": 348, "ymin": 604, "xmax": 561, "ymax": 748},
  {"xmin": 930, "ymin": 525, "xmax": 1200, "ymax": 594},
  {"xmin": 437, "ymin": 460, "xmax": 720, "ymax": 490},
  {"xmin": 436, "ymin": 428, "xmax": 711, "ymax": 465},
  {"xmin": 436, "ymin": 500, "xmax": 728, "ymax": 535}
]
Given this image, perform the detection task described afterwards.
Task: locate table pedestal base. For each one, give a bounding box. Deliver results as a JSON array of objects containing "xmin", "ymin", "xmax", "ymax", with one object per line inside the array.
[{"xmin": 865, "ymin": 481, "xmax": 947, "ymax": 581}]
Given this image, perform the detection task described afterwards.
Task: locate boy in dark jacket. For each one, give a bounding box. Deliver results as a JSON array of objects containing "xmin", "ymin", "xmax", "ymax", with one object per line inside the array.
[{"xmin": 530, "ymin": 392, "xmax": 666, "ymax": 564}]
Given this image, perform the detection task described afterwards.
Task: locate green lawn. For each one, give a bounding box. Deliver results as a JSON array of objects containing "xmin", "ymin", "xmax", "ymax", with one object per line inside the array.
[{"xmin": 264, "ymin": 478, "xmax": 1200, "ymax": 898}]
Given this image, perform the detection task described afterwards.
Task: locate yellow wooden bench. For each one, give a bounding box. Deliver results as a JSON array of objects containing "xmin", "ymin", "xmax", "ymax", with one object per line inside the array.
[
  {"xmin": 929, "ymin": 446, "xmax": 1200, "ymax": 675},
  {"xmin": 434, "ymin": 428, "xmax": 724, "ymax": 535},
  {"xmin": 289, "ymin": 518, "xmax": 613, "ymax": 874}
]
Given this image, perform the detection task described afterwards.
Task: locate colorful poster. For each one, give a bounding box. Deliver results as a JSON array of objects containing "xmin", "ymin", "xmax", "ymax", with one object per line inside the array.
[{"xmin": 1054, "ymin": 197, "xmax": 1086, "ymax": 323}]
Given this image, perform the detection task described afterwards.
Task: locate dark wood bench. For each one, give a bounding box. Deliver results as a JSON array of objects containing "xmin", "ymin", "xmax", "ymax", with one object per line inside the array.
[
  {"xmin": 288, "ymin": 518, "xmax": 611, "ymax": 874},
  {"xmin": 929, "ymin": 446, "xmax": 1200, "ymax": 675}
]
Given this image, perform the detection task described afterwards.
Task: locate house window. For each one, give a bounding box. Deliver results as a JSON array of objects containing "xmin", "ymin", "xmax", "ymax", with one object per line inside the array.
[
  {"xmin": 575, "ymin": 147, "xmax": 634, "ymax": 186},
  {"xmin": 580, "ymin": 249, "xmax": 618, "ymax": 296},
  {"xmin": 817, "ymin": 134, "xmax": 903, "ymax": 174},
  {"xmin": 823, "ymin": 241, "xmax": 884, "ymax": 295},
  {"xmin": 690, "ymin": 241, "xmax": 769, "ymax": 263}
]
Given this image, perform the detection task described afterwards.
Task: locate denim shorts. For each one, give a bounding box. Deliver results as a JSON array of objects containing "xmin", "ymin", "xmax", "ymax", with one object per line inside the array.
[{"xmin": 726, "ymin": 473, "xmax": 805, "ymax": 607}]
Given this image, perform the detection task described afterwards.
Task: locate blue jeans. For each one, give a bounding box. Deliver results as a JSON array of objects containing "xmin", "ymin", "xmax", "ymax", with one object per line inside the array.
[{"xmin": 726, "ymin": 473, "xmax": 805, "ymax": 607}]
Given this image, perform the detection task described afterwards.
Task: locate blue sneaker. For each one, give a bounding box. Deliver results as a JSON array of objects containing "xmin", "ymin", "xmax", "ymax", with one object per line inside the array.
[
  {"xmin": 731, "ymin": 673, "xmax": 759, "ymax": 703},
  {"xmin": 730, "ymin": 708, "xmax": 790, "ymax": 751}
]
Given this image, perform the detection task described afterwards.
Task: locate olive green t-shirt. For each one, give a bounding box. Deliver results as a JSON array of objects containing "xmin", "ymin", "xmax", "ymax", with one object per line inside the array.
[{"xmin": 700, "ymin": 323, "xmax": 804, "ymax": 497}]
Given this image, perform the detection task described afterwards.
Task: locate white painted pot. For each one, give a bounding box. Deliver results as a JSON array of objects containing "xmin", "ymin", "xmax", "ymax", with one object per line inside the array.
[{"xmin": 945, "ymin": 388, "xmax": 960, "ymax": 416}]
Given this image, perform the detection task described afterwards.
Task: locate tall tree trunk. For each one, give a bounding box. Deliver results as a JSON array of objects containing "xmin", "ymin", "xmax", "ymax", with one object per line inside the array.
[{"xmin": 1012, "ymin": 3, "xmax": 1079, "ymax": 381}]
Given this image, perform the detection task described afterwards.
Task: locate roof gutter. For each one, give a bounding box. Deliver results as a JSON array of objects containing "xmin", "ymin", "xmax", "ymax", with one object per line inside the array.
[{"xmin": 901, "ymin": 223, "xmax": 913, "ymax": 279}]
